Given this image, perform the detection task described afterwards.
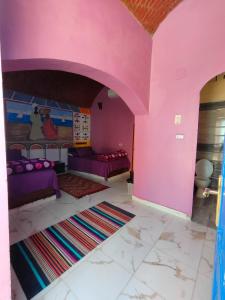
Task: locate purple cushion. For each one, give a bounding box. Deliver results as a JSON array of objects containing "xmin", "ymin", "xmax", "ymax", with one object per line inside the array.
[
  {"xmin": 76, "ymin": 147, "xmax": 93, "ymax": 157},
  {"xmin": 7, "ymin": 158, "xmax": 55, "ymax": 176},
  {"xmin": 7, "ymin": 149, "xmax": 22, "ymax": 161}
]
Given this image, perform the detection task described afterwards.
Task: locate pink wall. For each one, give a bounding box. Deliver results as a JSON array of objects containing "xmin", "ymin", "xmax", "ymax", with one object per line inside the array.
[
  {"xmin": 91, "ymin": 88, "xmax": 134, "ymax": 161},
  {"xmin": 1, "ymin": 7, "xmax": 225, "ymax": 298},
  {"xmin": 1, "ymin": 0, "xmax": 225, "ymax": 217},
  {"xmin": 1, "ymin": 0, "xmax": 225, "ymax": 296},
  {"xmin": 0, "ymin": 54, "xmax": 11, "ymax": 299},
  {"xmin": 134, "ymin": 0, "xmax": 225, "ymax": 215},
  {"xmin": 0, "ymin": 0, "xmax": 152, "ymax": 115},
  {"xmin": 0, "ymin": 4, "xmax": 151, "ymax": 295}
]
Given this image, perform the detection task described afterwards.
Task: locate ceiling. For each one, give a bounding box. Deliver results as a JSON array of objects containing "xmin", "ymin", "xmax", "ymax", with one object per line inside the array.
[
  {"xmin": 3, "ymin": 70, "xmax": 104, "ymax": 108},
  {"xmin": 121, "ymin": 0, "xmax": 182, "ymax": 34}
]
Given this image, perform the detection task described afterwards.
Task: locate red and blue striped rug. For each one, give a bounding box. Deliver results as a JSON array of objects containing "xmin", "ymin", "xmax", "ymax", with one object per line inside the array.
[{"xmin": 10, "ymin": 201, "xmax": 135, "ymax": 299}]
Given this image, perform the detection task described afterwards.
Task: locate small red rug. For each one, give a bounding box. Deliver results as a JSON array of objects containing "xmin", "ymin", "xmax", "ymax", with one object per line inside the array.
[{"xmin": 58, "ymin": 173, "xmax": 109, "ymax": 198}]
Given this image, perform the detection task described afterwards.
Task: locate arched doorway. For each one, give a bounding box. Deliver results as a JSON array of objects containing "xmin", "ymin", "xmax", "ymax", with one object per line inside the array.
[
  {"xmin": 3, "ymin": 65, "xmax": 135, "ymax": 298},
  {"xmin": 2, "ymin": 58, "xmax": 146, "ymax": 116},
  {"xmin": 192, "ymin": 72, "xmax": 225, "ymax": 227},
  {"xmin": 2, "ymin": 67, "xmax": 135, "ymax": 198}
]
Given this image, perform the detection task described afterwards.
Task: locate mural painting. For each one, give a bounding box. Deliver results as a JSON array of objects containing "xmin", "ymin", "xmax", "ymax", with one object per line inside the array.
[{"xmin": 4, "ymin": 90, "xmax": 91, "ymax": 147}]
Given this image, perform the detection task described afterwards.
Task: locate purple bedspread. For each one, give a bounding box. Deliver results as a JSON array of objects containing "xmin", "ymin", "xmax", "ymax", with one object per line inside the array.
[
  {"xmin": 68, "ymin": 156, "xmax": 130, "ymax": 179},
  {"xmin": 7, "ymin": 158, "xmax": 54, "ymax": 176},
  {"xmin": 8, "ymin": 169, "xmax": 61, "ymax": 203}
]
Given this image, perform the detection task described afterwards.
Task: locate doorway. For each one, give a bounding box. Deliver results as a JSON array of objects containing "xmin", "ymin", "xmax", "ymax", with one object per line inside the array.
[{"xmin": 192, "ymin": 72, "xmax": 225, "ymax": 228}]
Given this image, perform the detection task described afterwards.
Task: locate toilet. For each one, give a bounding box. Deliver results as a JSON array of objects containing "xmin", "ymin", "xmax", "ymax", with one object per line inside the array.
[{"xmin": 195, "ymin": 159, "xmax": 213, "ymax": 198}]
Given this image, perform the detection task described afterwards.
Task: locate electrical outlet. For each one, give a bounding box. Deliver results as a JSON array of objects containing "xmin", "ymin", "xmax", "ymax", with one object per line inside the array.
[
  {"xmin": 174, "ymin": 114, "xmax": 182, "ymax": 125},
  {"xmin": 176, "ymin": 134, "xmax": 184, "ymax": 140}
]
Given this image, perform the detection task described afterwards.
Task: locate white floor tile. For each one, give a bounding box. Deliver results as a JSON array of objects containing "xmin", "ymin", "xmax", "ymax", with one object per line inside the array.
[
  {"xmin": 165, "ymin": 217, "xmax": 207, "ymax": 237},
  {"xmin": 9, "ymin": 180, "xmax": 216, "ymax": 300},
  {"xmin": 62, "ymin": 249, "xmax": 132, "ymax": 300},
  {"xmin": 205, "ymin": 227, "xmax": 216, "ymax": 249},
  {"xmin": 155, "ymin": 218, "xmax": 206, "ymax": 271},
  {"xmin": 192, "ymin": 273, "xmax": 212, "ymax": 300},
  {"xmin": 118, "ymin": 276, "xmax": 165, "ymax": 299},
  {"xmin": 100, "ymin": 224, "xmax": 153, "ymax": 273},
  {"xmin": 9, "ymin": 215, "xmax": 28, "ymax": 245},
  {"xmin": 128, "ymin": 212, "xmax": 172, "ymax": 244},
  {"xmin": 44, "ymin": 193, "xmax": 81, "ymax": 220},
  {"xmin": 74, "ymin": 192, "xmax": 108, "ymax": 211},
  {"xmin": 33, "ymin": 280, "xmax": 78, "ymax": 300},
  {"xmin": 198, "ymin": 245, "xmax": 214, "ymax": 278},
  {"xmin": 16, "ymin": 206, "xmax": 60, "ymax": 237},
  {"xmin": 135, "ymin": 248, "xmax": 197, "ymax": 300}
]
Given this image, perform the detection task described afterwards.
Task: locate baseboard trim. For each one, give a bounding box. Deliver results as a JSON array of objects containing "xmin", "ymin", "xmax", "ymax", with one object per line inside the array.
[
  {"xmin": 70, "ymin": 170, "xmax": 104, "ymax": 182},
  {"xmin": 132, "ymin": 195, "xmax": 191, "ymax": 220},
  {"xmin": 107, "ymin": 171, "xmax": 130, "ymax": 182}
]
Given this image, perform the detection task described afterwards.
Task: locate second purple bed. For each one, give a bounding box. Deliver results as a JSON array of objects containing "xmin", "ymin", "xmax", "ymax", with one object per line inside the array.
[{"xmin": 68, "ymin": 147, "xmax": 130, "ymax": 179}]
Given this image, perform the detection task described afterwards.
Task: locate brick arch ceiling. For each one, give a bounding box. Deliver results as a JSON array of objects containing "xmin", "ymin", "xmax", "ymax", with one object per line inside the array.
[{"xmin": 121, "ymin": 0, "xmax": 182, "ymax": 34}]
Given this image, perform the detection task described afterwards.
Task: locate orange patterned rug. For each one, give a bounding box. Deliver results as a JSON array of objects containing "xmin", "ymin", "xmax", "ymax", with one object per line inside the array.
[{"xmin": 58, "ymin": 173, "xmax": 109, "ymax": 198}]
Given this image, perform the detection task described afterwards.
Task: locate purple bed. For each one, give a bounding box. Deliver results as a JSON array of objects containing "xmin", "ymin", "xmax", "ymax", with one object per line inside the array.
[
  {"xmin": 7, "ymin": 150, "xmax": 60, "ymax": 209},
  {"xmin": 68, "ymin": 147, "xmax": 130, "ymax": 179}
]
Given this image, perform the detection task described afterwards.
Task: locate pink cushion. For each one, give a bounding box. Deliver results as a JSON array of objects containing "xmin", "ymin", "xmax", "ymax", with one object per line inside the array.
[{"xmin": 96, "ymin": 150, "xmax": 128, "ymax": 161}]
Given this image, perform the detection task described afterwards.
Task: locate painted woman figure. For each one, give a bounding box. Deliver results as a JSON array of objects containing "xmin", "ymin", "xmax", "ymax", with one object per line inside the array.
[
  {"xmin": 43, "ymin": 112, "xmax": 58, "ymax": 140},
  {"xmin": 29, "ymin": 106, "xmax": 44, "ymax": 140}
]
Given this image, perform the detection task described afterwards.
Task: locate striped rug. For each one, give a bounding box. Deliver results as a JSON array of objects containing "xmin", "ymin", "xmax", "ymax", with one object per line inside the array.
[{"xmin": 10, "ymin": 201, "xmax": 135, "ymax": 299}]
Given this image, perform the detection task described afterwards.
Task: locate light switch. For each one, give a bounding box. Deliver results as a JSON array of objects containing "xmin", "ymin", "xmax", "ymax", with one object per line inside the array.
[
  {"xmin": 176, "ymin": 134, "xmax": 184, "ymax": 140},
  {"xmin": 174, "ymin": 114, "xmax": 182, "ymax": 125}
]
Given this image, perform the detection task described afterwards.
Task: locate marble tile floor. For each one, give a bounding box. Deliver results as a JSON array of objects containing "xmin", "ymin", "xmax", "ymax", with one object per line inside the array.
[
  {"xmin": 192, "ymin": 195, "xmax": 217, "ymax": 229},
  {"xmin": 9, "ymin": 179, "xmax": 216, "ymax": 300}
]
